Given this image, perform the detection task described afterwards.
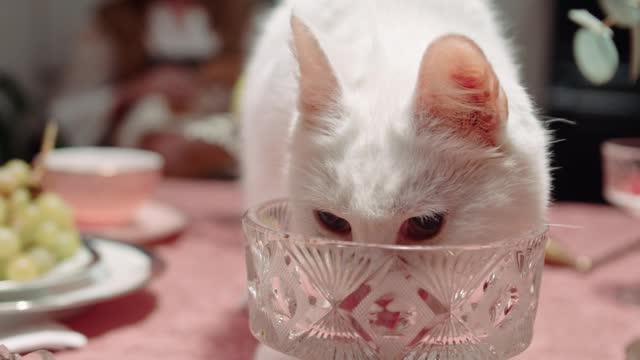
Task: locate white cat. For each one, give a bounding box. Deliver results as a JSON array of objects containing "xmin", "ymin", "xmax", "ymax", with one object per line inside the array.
[{"xmin": 240, "ymin": 0, "xmax": 550, "ymax": 358}]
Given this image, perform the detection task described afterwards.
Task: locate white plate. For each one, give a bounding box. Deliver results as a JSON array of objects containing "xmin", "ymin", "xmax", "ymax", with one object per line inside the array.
[
  {"xmin": 80, "ymin": 202, "xmax": 187, "ymax": 244},
  {"xmin": 0, "ymin": 238, "xmax": 163, "ymax": 323},
  {"xmin": 0, "ymin": 244, "xmax": 99, "ymax": 300}
]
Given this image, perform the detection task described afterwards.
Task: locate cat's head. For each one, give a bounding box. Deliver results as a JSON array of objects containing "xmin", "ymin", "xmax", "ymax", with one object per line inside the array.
[{"xmin": 286, "ymin": 16, "xmax": 548, "ymax": 245}]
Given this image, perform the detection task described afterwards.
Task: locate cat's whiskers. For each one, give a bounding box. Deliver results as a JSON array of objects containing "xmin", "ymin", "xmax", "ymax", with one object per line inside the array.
[
  {"xmin": 540, "ymin": 116, "xmax": 576, "ymax": 126},
  {"xmin": 547, "ymin": 223, "xmax": 583, "ymax": 229}
]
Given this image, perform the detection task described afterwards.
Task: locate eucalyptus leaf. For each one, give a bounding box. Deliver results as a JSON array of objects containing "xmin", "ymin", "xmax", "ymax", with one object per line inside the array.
[
  {"xmin": 573, "ymin": 28, "xmax": 620, "ymax": 85},
  {"xmin": 569, "ymin": 9, "xmax": 614, "ymax": 36},
  {"xmin": 599, "ymin": 0, "xmax": 640, "ymax": 28}
]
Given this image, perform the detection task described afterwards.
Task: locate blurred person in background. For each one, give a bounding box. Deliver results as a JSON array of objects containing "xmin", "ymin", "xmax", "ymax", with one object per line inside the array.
[{"xmin": 50, "ymin": 0, "xmax": 254, "ymax": 178}]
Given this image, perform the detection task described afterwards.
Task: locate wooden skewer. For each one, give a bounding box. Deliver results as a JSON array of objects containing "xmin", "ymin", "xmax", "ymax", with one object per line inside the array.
[
  {"xmin": 544, "ymin": 238, "xmax": 593, "ymax": 273},
  {"xmin": 545, "ymin": 234, "xmax": 640, "ymax": 273},
  {"xmin": 30, "ymin": 120, "xmax": 58, "ymax": 187}
]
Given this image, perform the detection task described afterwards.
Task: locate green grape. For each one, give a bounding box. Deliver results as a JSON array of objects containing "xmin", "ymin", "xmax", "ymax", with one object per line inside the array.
[
  {"xmin": 0, "ymin": 169, "xmax": 19, "ymax": 195},
  {"xmin": 0, "ymin": 186, "xmax": 83, "ymax": 281},
  {"xmin": 36, "ymin": 192, "xmax": 66, "ymax": 209},
  {"xmin": 33, "ymin": 220, "xmax": 60, "ymax": 249},
  {"xmin": 28, "ymin": 247, "xmax": 56, "ymax": 273},
  {"xmin": 0, "ymin": 227, "xmax": 20, "ymax": 261},
  {"xmin": 36, "ymin": 192, "xmax": 74, "ymax": 229},
  {"xmin": 9, "ymin": 187, "xmax": 31, "ymax": 215},
  {"xmin": 6, "ymin": 255, "xmax": 40, "ymax": 281},
  {"xmin": 0, "ymin": 196, "xmax": 8, "ymax": 225},
  {"xmin": 573, "ymin": 28, "xmax": 619, "ymax": 85},
  {"xmin": 0, "ymin": 259, "xmax": 7, "ymax": 280},
  {"xmin": 4, "ymin": 159, "xmax": 31, "ymax": 187},
  {"xmin": 13, "ymin": 204, "xmax": 42, "ymax": 225},
  {"xmin": 11, "ymin": 204, "xmax": 42, "ymax": 247},
  {"xmin": 50, "ymin": 230, "xmax": 81, "ymax": 260}
]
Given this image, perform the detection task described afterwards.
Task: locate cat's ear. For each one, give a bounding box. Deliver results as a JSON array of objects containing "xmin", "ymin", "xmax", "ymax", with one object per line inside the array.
[
  {"xmin": 290, "ymin": 15, "xmax": 341, "ymax": 130},
  {"xmin": 413, "ymin": 34, "xmax": 508, "ymax": 147}
]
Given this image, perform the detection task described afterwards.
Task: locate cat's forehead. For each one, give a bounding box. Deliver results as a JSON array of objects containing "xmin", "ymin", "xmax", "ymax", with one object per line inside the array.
[
  {"xmin": 293, "ymin": 102, "xmax": 501, "ymax": 218},
  {"xmin": 313, "ymin": 128, "xmax": 446, "ymax": 217}
]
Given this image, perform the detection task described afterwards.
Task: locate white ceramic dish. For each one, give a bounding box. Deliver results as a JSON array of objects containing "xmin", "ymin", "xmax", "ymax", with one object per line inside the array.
[
  {"xmin": 0, "ymin": 238, "xmax": 164, "ymax": 324},
  {"xmin": 42, "ymin": 147, "xmax": 164, "ymax": 226},
  {"xmin": 0, "ymin": 243, "xmax": 99, "ymax": 301},
  {"xmin": 80, "ymin": 201, "xmax": 187, "ymax": 244},
  {"xmin": 44, "ymin": 147, "xmax": 163, "ymax": 174}
]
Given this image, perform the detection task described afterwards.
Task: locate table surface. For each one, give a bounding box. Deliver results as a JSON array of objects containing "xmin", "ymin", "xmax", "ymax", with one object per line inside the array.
[{"xmin": 54, "ymin": 179, "xmax": 640, "ymax": 360}]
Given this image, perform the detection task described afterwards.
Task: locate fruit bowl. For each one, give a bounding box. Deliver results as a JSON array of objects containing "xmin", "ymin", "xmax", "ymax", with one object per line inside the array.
[
  {"xmin": 0, "ymin": 238, "xmax": 99, "ymax": 301},
  {"xmin": 0, "ymin": 158, "xmax": 94, "ymax": 291},
  {"xmin": 243, "ymin": 200, "xmax": 548, "ymax": 360}
]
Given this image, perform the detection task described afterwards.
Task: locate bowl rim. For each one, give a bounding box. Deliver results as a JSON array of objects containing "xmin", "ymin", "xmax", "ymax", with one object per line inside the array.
[
  {"xmin": 602, "ymin": 138, "xmax": 640, "ymax": 157},
  {"xmin": 44, "ymin": 146, "xmax": 164, "ymax": 174},
  {"xmin": 243, "ymin": 199, "xmax": 549, "ymax": 252}
]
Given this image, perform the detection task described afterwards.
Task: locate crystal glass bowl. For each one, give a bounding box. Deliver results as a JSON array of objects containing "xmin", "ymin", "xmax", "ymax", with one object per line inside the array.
[
  {"xmin": 602, "ymin": 138, "xmax": 640, "ymax": 216},
  {"xmin": 243, "ymin": 200, "xmax": 548, "ymax": 360}
]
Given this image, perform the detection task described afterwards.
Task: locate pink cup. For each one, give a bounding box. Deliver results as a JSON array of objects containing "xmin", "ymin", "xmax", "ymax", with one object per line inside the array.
[{"xmin": 41, "ymin": 147, "xmax": 164, "ymax": 227}]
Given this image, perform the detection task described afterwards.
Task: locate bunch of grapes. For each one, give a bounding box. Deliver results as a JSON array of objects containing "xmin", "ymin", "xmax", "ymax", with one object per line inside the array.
[{"xmin": 0, "ymin": 159, "xmax": 81, "ymax": 282}]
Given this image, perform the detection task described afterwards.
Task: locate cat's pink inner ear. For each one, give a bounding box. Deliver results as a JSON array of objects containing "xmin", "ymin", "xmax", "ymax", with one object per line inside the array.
[
  {"xmin": 290, "ymin": 16, "xmax": 340, "ymax": 124},
  {"xmin": 414, "ymin": 34, "xmax": 508, "ymax": 147}
]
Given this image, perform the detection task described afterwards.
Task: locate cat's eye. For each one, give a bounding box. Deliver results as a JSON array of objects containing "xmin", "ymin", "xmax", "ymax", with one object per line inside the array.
[
  {"xmin": 402, "ymin": 213, "xmax": 445, "ymax": 241},
  {"xmin": 314, "ymin": 210, "xmax": 351, "ymax": 235}
]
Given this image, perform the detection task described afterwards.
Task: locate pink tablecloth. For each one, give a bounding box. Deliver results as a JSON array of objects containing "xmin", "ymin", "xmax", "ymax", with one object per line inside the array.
[{"xmin": 55, "ymin": 180, "xmax": 640, "ymax": 360}]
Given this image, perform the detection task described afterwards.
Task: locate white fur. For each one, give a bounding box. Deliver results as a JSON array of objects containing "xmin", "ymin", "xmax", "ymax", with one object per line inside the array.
[{"xmin": 240, "ymin": 1, "xmax": 550, "ymax": 358}]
